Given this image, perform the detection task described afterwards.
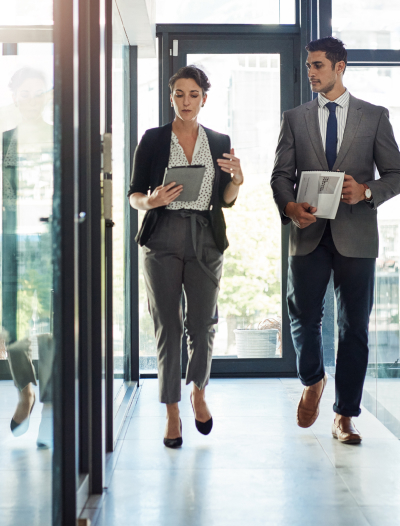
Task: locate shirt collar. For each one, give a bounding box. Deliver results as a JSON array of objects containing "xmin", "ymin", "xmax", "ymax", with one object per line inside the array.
[
  {"xmin": 171, "ymin": 131, "xmax": 180, "ymax": 145},
  {"xmin": 318, "ymin": 88, "xmax": 350, "ymax": 109}
]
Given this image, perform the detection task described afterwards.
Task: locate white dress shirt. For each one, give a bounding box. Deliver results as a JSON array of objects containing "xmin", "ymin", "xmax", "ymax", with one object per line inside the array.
[
  {"xmin": 317, "ymin": 88, "xmax": 350, "ymax": 154},
  {"xmin": 166, "ymin": 124, "xmax": 215, "ymax": 211}
]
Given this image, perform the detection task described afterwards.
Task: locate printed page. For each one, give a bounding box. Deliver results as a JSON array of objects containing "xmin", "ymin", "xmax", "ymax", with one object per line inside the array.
[
  {"xmin": 296, "ymin": 172, "xmax": 320, "ymax": 209},
  {"xmin": 297, "ymin": 171, "xmax": 345, "ymax": 219},
  {"xmin": 315, "ymin": 172, "xmax": 344, "ymax": 219}
]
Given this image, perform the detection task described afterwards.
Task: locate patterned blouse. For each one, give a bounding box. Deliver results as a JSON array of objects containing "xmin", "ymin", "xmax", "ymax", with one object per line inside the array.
[{"xmin": 166, "ymin": 124, "xmax": 215, "ymax": 211}]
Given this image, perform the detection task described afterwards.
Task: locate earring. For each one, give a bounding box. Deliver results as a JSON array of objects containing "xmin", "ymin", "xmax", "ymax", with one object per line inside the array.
[{"xmin": 202, "ymin": 104, "xmax": 205, "ymax": 107}]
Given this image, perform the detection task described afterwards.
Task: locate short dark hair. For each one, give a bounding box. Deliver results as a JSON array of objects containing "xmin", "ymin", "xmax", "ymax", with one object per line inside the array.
[
  {"xmin": 168, "ymin": 65, "xmax": 211, "ymax": 95},
  {"xmin": 306, "ymin": 36, "xmax": 347, "ymax": 72},
  {"xmin": 9, "ymin": 67, "xmax": 47, "ymax": 92}
]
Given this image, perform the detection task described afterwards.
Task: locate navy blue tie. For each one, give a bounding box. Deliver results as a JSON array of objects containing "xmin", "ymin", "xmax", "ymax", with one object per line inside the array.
[{"xmin": 325, "ymin": 102, "xmax": 338, "ymax": 170}]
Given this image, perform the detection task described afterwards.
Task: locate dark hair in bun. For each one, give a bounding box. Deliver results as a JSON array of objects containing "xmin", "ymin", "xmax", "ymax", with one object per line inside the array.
[{"xmin": 169, "ymin": 65, "xmax": 211, "ymax": 95}]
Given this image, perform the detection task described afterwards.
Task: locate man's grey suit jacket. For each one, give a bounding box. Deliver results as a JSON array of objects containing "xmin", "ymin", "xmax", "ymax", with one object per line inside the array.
[{"xmin": 270, "ymin": 94, "xmax": 400, "ymax": 258}]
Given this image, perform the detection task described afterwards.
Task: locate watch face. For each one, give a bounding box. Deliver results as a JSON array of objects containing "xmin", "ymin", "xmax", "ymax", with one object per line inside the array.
[{"xmin": 366, "ymin": 189, "xmax": 372, "ymax": 199}]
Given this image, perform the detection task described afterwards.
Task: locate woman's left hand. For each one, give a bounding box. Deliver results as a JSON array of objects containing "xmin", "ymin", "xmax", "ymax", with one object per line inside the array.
[{"xmin": 217, "ymin": 148, "xmax": 244, "ymax": 186}]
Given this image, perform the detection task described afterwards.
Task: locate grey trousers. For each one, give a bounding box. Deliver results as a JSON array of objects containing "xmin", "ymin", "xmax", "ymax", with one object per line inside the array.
[
  {"xmin": 8, "ymin": 334, "xmax": 54, "ymax": 403},
  {"xmin": 142, "ymin": 210, "xmax": 224, "ymax": 404}
]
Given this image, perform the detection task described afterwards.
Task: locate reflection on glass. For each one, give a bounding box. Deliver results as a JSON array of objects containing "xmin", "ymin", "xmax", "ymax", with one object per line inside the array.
[
  {"xmin": 112, "ymin": 6, "xmax": 128, "ymax": 393},
  {"xmin": 156, "ymin": 0, "xmax": 295, "ymax": 24},
  {"xmin": 0, "ymin": 49, "xmax": 54, "ymax": 524},
  {"xmin": 333, "ymin": 0, "xmax": 400, "ymax": 49},
  {"xmin": 338, "ymin": 68, "xmax": 400, "ymax": 435}
]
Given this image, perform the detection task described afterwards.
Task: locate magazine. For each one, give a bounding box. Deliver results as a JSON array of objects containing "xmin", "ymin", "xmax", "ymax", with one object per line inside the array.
[{"xmin": 297, "ymin": 171, "xmax": 345, "ymax": 219}]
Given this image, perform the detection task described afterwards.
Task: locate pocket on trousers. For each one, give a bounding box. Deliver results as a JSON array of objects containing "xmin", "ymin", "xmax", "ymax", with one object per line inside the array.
[
  {"xmin": 203, "ymin": 247, "xmax": 224, "ymax": 282},
  {"xmin": 143, "ymin": 217, "xmax": 170, "ymax": 250}
]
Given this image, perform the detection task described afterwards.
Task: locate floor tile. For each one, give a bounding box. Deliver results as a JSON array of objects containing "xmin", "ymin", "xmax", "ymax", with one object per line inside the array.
[
  {"xmin": 0, "ymin": 507, "xmax": 51, "ymax": 526},
  {"xmin": 96, "ymin": 504, "xmax": 370, "ymax": 526},
  {"xmin": 337, "ymin": 467, "xmax": 400, "ymax": 507},
  {"xmin": 99, "ymin": 467, "xmax": 356, "ymax": 513},
  {"xmin": 317, "ymin": 437, "xmax": 400, "ymax": 469},
  {"xmin": 360, "ymin": 506, "xmax": 400, "ymax": 526},
  {"xmin": 0, "ymin": 469, "xmax": 52, "ymax": 508}
]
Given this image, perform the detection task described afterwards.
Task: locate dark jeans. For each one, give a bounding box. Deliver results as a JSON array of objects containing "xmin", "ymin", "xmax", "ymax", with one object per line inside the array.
[{"xmin": 287, "ymin": 222, "xmax": 375, "ymax": 417}]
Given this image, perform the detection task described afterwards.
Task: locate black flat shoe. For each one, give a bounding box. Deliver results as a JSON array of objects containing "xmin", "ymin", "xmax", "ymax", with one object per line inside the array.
[
  {"xmin": 163, "ymin": 418, "xmax": 182, "ymax": 449},
  {"xmin": 11, "ymin": 395, "xmax": 36, "ymax": 437},
  {"xmin": 190, "ymin": 393, "xmax": 213, "ymax": 436}
]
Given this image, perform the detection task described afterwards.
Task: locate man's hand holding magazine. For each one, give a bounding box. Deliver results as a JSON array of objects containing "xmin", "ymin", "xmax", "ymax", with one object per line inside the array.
[
  {"xmin": 284, "ymin": 202, "xmax": 318, "ymax": 229},
  {"xmin": 341, "ymin": 174, "xmax": 368, "ymax": 205}
]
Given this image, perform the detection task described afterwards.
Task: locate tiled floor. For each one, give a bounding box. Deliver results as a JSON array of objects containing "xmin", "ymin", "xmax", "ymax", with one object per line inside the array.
[
  {"xmin": 0, "ymin": 381, "xmax": 52, "ymax": 526},
  {"xmin": 88, "ymin": 377, "xmax": 400, "ymax": 526},
  {"xmin": 2, "ymin": 377, "xmax": 400, "ymax": 526}
]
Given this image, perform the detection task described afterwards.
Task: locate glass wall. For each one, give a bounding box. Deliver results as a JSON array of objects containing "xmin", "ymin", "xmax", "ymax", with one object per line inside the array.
[
  {"xmin": 112, "ymin": 5, "xmax": 129, "ymax": 392},
  {"xmin": 1, "ymin": 0, "xmax": 53, "ymax": 25},
  {"xmin": 344, "ymin": 67, "xmax": 400, "ymax": 435},
  {"xmin": 156, "ymin": 0, "xmax": 296, "ymax": 24},
  {"xmin": 187, "ymin": 53, "xmax": 282, "ymax": 358},
  {"xmin": 333, "ymin": 0, "xmax": 400, "ymax": 49},
  {"xmin": 0, "ymin": 42, "xmax": 54, "ymax": 523}
]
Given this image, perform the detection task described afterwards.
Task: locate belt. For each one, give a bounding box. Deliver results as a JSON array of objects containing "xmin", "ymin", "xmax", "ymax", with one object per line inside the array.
[{"xmin": 165, "ymin": 209, "xmax": 219, "ymax": 287}]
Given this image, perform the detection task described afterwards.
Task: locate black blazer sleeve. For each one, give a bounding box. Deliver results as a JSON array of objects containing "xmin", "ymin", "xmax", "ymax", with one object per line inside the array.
[
  {"xmin": 218, "ymin": 134, "xmax": 236, "ymax": 208},
  {"xmin": 127, "ymin": 130, "xmax": 153, "ymax": 197}
]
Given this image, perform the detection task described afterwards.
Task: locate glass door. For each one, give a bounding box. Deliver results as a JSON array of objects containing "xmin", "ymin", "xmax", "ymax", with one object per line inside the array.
[
  {"xmin": 185, "ymin": 52, "xmax": 284, "ymax": 365},
  {"xmin": 0, "ymin": 40, "xmax": 54, "ymax": 524},
  {"xmin": 155, "ymin": 32, "xmax": 299, "ymax": 376}
]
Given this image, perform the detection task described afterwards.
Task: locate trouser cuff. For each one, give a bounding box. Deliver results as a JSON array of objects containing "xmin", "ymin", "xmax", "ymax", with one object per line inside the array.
[
  {"xmin": 333, "ymin": 404, "xmax": 361, "ymax": 417},
  {"xmin": 299, "ymin": 371, "xmax": 325, "ymax": 387}
]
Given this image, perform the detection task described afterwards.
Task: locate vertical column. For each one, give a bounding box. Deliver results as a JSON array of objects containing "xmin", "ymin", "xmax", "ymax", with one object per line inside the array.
[
  {"xmin": 78, "ymin": 0, "xmax": 105, "ymax": 495},
  {"xmin": 299, "ymin": 0, "xmax": 312, "ymax": 104},
  {"xmin": 53, "ymin": 0, "xmax": 78, "ymax": 522},
  {"xmin": 88, "ymin": 0, "xmax": 105, "ymax": 494},
  {"xmin": 126, "ymin": 45, "xmax": 139, "ymax": 383},
  {"xmin": 104, "ymin": 0, "xmax": 114, "ymax": 454},
  {"xmin": 319, "ymin": 0, "xmax": 333, "ymax": 38}
]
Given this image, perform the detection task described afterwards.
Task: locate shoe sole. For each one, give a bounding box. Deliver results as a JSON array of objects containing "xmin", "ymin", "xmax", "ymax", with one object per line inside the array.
[
  {"xmin": 297, "ymin": 374, "xmax": 328, "ymax": 429},
  {"xmin": 332, "ymin": 433, "xmax": 362, "ymax": 444}
]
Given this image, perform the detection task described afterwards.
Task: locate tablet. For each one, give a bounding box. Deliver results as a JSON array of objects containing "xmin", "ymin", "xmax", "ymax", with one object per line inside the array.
[{"xmin": 162, "ymin": 165, "xmax": 206, "ymax": 202}]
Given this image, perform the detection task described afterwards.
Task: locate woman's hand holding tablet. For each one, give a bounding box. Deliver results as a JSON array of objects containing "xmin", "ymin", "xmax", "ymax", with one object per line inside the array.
[{"xmin": 148, "ymin": 182, "xmax": 183, "ymax": 208}]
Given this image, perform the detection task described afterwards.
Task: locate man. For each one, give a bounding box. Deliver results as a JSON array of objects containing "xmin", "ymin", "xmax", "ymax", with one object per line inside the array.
[{"xmin": 271, "ymin": 36, "xmax": 400, "ymax": 444}]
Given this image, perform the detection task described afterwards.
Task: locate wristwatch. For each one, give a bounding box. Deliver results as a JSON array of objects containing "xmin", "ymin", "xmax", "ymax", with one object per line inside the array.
[{"xmin": 362, "ymin": 183, "xmax": 372, "ymax": 201}]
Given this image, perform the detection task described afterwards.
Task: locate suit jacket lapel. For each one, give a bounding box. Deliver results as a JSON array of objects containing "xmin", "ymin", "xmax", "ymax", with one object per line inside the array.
[
  {"xmin": 332, "ymin": 95, "xmax": 363, "ymax": 171},
  {"xmin": 304, "ymin": 99, "xmax": 329, "ymax": 171}
]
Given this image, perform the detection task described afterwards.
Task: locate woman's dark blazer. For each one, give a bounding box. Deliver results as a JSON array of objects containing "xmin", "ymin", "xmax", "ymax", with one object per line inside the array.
[{"xmin": 127, "ymin": 122, "xmax": 236, "ymax": 253}]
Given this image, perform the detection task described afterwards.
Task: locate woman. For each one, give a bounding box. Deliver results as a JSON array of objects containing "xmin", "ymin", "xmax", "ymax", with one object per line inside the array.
[
  {"xmin": 3, "ymin": 66, "xmax": 54, "ymax": 448},
  {"xmin": 128, "ymin": 65, "xmax": 244, "ymax": 447}
]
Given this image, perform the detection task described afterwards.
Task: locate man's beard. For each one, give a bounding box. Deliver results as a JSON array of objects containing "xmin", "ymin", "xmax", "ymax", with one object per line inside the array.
[{"xmin": 312, "ymin": 78, "xmax": 336, "ymax": 95}]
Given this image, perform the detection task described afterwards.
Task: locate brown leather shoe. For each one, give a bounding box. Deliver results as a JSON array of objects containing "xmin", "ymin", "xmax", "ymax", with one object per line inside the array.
[
  {"xmin": 297, "ymin": 373, "xmax": 328, "ymax": 428},
  {"xmin": 332, "ymin": 415, "xmax": 362, "ymax": 444}
]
